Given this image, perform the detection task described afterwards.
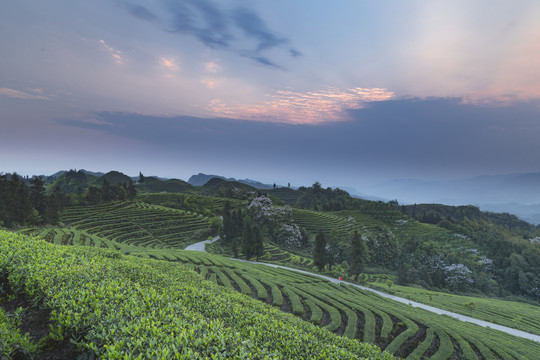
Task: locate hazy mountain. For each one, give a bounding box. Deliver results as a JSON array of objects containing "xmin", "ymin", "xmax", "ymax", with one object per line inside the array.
[
  {"xmin": 188, "ymin": 173, "xmax": 273, "ymax": 189},
  {"xmin": 337, "ymin": 186, "xmax": 387, "ymax": 202},
  {"xmin": 367, "ymin": 172, "xmax": 540, "ymax": 224}
]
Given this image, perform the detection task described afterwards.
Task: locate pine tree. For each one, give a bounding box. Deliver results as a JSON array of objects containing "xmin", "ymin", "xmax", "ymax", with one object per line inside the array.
[
  {"xmin": 30, "ymin": 176, "xmax": 47, "ymax": 224},
  {"xmin": 253, "ymin": 225, "xmax": 263, "ymax": 261},
  {"xmin": 242, "ymin": 218, "xmax": 253, "ymax": 259},
  {"xmin": 313, "ymin": 231, "xmax": 327, "ymax": 271},
  {"xmin": 349, "ymin": 231, "xmax": 369, "ymax": 280},
  {"xmin": 231, "ymin": 236, "xmax": 239, "ymax": 258}
]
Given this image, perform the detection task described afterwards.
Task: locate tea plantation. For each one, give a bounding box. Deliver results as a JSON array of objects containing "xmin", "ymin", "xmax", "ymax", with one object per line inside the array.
[{"xmin": 0, "ymin": 230, "xmax": 392, "ymax": 359}]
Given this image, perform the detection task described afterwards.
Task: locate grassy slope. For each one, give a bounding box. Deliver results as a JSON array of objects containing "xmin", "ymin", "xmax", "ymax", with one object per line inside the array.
[
  {"xmin": 0, "ymin": 230, "xmax": 392, "ymax": 360},
  {"xmin": 152, "ymin": 248, "xmax": 540, "ymax": 359},
  {"xmin": 8, "ymin": 223, "xmax": 540, "ymax": 358}
]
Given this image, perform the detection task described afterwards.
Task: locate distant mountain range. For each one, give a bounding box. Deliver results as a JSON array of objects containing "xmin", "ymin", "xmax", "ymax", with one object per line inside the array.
[
  {"xmin": 187, "ymin": 173, "xmax": 274, "ymax": 189},
  {"xmin": 365, "ymin": 172, "xmax": 540, "ymax": 224},
  {"xmin": 40, "ymin": 170, "xmax": 540, "ymax": 224}
]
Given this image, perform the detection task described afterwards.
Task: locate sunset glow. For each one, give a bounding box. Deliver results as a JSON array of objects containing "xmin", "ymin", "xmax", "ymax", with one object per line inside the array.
[{"xmin": 1, "ymin": 0, "xmax": 540, "ymax": 187}]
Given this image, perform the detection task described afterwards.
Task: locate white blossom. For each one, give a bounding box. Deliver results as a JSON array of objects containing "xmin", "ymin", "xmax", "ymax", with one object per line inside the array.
[{"xmin": 444, "ymin": 263, "xmax": 474, "ymax": 289}]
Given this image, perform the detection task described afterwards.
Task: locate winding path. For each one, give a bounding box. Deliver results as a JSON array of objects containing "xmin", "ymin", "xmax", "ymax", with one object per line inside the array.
[
  {"xmin": 185, "ymin": 237, "xmax": 540, "ymax": 343},
  {"xmin": 184, "ymin": 236, "xmax": 220, "ymax": 251}
]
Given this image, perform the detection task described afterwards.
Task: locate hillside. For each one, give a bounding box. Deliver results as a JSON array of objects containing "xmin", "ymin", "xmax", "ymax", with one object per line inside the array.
[
  {"xmin": 46, "ymin": 169, "xmax": 98, "ymax": 194},
  {"xmin": 367, "ymin": 173, "xmax": 540, "ymax": 224},
  {"xmin": 3, "ymin": 169, "xmax": 540, "ymax": 357},
  {"xmin": 96, "ymin": 170, "xmax": 133, "ymax": 186},
  {"xmin": 188, "ymin": 173, "xmax": 273, "ymax": 189},
  {"xmin": 5, "ymin": 230, "xmax": 540, "ymax": 358},
  {"xmin": 0, "ymin": 230, "xmax": 392, "ymax": 359},
  {"xmin": 135, "ymin": 176, "xmax": 195, "ymax": 193}
]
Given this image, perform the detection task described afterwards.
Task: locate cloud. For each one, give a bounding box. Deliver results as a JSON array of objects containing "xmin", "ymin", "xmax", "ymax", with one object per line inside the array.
[
  {"xmin": 239, "ymin": 53, "xmax": 283, "ymax": 70},
  {"xmin": 201, "ymin": 79, "xmax": 216, "ymax": 88},
  {"xmin": 159, "ymin": 57, "xmax": 179, "ymax": 72},
  {"xmin": 58, "ymin": 98, "xmax": 540, "ymax": 180},
  {"xmin": 99, "ymin": 40, "xmax": 123, "ymax": 64},
  {"xmin": 205, "ymin": 61, "xmax": 221, "ymax": 73},
  {"xmin": 125, "ymin": 4, "xmax": 159, "ymax": 22},
  {"xmin": 289, "ymin": 49, "xmax": 303, "ymax": 57},
  {"xmin": 166, "ymin": 0, "xmax": 232, "ymax": 49},
  {"xmin": 125, "ymin": 0, "xmax": 299, "ymax": 68},
  {"xmin": 207, "ymin": 86, "xmax": 394, "ymax": 124},
  {"xmin": 0, "ymin": 88, "xmax": 50, "ymax": 100},
  {"xmin": 231, "ymin": 7, "xmax": 286, "ymax": 52}
]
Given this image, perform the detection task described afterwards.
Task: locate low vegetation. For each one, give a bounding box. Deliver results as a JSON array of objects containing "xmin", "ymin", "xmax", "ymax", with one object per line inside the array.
[{"xmin": 0, "ymin": 230, "xmax": 392, "ymax": 359}]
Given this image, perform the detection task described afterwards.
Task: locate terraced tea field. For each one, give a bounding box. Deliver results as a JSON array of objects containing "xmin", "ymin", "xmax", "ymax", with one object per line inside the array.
[
  {"xmin": 11, "ymin": 197, "xmax": 540, "ymax": 359},
  {"xmin": 134, "ymin": 248, "xmax": 540, "ymax": 359},
  {"xmin": 292, "ymin": 208, "xmax": 357, "ymax": 238},
  {"xmin": 0, "ymin": 231, "xmax": 391, "ymax": 359},
  {"xmin": 60, "ymin": 201, "xmax": 212, "ymax": 249},
  {"xmin": 368, "ymin": 282, "xmax": 540, "ymax": 337}
]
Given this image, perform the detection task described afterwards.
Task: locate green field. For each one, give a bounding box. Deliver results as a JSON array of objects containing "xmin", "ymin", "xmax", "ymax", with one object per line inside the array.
[
  {"xmin": 155, "ymin": 249, "xmax": 540, "ymax": 360},
  {"xmin": 0, "ymin": 231, "xmax": 392, "ymax": 359},
  {"xmin": 6, "ymin": 221, "xmax": 540, "ymax": 359},
  {"xmin": 61, "ymin": 201, "xmax": 213, "ymax": 249},
  {"xmin": 6, "ymin": 186, "xmax": 540, "ymax": 359}
]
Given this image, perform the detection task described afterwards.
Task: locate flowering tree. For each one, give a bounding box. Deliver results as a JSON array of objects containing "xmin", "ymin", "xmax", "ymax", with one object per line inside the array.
[
  {"xmin": 248, "ymin": 195, "xmax": 302, "ymax": 249},
  {"xmin": 444, "ymin": 263, "xmax": 474, "ymax": 290}
]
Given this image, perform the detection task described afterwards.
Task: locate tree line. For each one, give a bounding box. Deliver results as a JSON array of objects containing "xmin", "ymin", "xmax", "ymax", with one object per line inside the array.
[
  {"xmin": 220, "ymin": 202, "xmax": 264, "ymax": 260},
  {"xmin": 0, "ymin": 174, "xmax": 64, "ymax": 227}
]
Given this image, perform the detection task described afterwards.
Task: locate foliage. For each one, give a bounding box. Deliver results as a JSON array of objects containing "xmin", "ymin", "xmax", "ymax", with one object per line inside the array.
[
  {"xmin": 0, "ymin": 231, "xmax": 393, "ymax": 359},
  {"xmin": 0, "ymin": 307, "xmax": 37, "ymax": 359},
  {"xmin": 0, "ymin": 173, "xmax": 60, "ymax": 227},
  {"xmin": 349, "ymin": 231, "xmax": 369, "ymax": 277},
  {"xmin": 248, "ymin": 195, "xmax": 302, "ymax": 249},
  {"xmin": 152, "ymin": 245, "xmax": 540, "ymax": 359},
  {"xmin": 135, "ymin": 176, "xmax": 194, "ymax": 193},
  {"xmin": 313, "ymin": 231, "xmax": 327, "ymax": 271},
  {"xmin": 46, "ymin": 169, "xmax": 97, "ymax": 195}
]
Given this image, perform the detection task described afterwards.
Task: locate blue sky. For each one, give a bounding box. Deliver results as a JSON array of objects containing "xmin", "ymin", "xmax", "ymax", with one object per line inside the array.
[{"xmin": 2, "ymin": 0, "xmax": 540, "ymax": 189}]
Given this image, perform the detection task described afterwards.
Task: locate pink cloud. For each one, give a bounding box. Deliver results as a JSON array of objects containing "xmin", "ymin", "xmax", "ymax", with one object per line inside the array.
[
  {"xmin": 207, "ymin": 87, "xmax": 393, "ymax": 124},
  {"xmin": 0, "ymin": 88, "xmax": 50, "ymax": 100},
  {"xmin": 159, "ymin": 57, "xmax": 179, "ymax": 72},
  {"xmin": 99, "ymin": 40, "xmax": 124, "ymax": 64}
]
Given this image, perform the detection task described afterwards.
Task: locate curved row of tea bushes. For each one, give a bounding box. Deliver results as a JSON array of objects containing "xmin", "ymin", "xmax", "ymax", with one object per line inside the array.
[{"xmin": 0, "ymin": 230, "xmax": 393, "ymax": 359}]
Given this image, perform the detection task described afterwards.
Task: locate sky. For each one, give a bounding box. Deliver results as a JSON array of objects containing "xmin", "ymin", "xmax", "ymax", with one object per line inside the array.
[{"xmin": 2, "ymin": 0, "xmax": 540, "ymax": 192}]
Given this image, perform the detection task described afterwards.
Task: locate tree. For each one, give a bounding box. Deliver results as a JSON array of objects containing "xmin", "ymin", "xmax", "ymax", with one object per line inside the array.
[
  {"xmin": 101, "ymin": 179, "xmax": 112, "ymax": 202},
  {"xmin": 349, "ymin": 231, "xmax": 369, "ymax": 280},
  {"xmin": 138, "ymin": 172, "xmax": 145, "ymax": 183},
  {"xmin": 242, "ymin": 218, "xmax": 253, "ymax": 259},
  {"xmin": 220, "ymin": 202, "xmax": 234, "ymax": 245},
  {"xmin": 85, "ymin": 186, "xmax": 102, "ymax": 204},
  {"xmin": 231, "ymin": 236, "xmax": 239, "ymax": 258},
  {"xmin": 127, "ymin": 183, "xmax": 137, "ymax": 199},
  {"xmin": 313, "ymin": 231, "xmax": 327, "ymax": 271},
  {"xmin": 30, "ymin": 176, "xmax": 48, "ymax": 224},
  {"xmin": 253, "ymin": 225, "xmax": 264, "ymax": 261},
  {"xmin": 0, "ymin": 173, "xmax": 32, "ymax": 226}
]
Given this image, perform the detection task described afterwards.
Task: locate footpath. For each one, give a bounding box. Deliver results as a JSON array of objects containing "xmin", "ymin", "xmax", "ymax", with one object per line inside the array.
[{"xmin": 185, "ymin": 237, "xmax": 540, "ymax": 343}]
